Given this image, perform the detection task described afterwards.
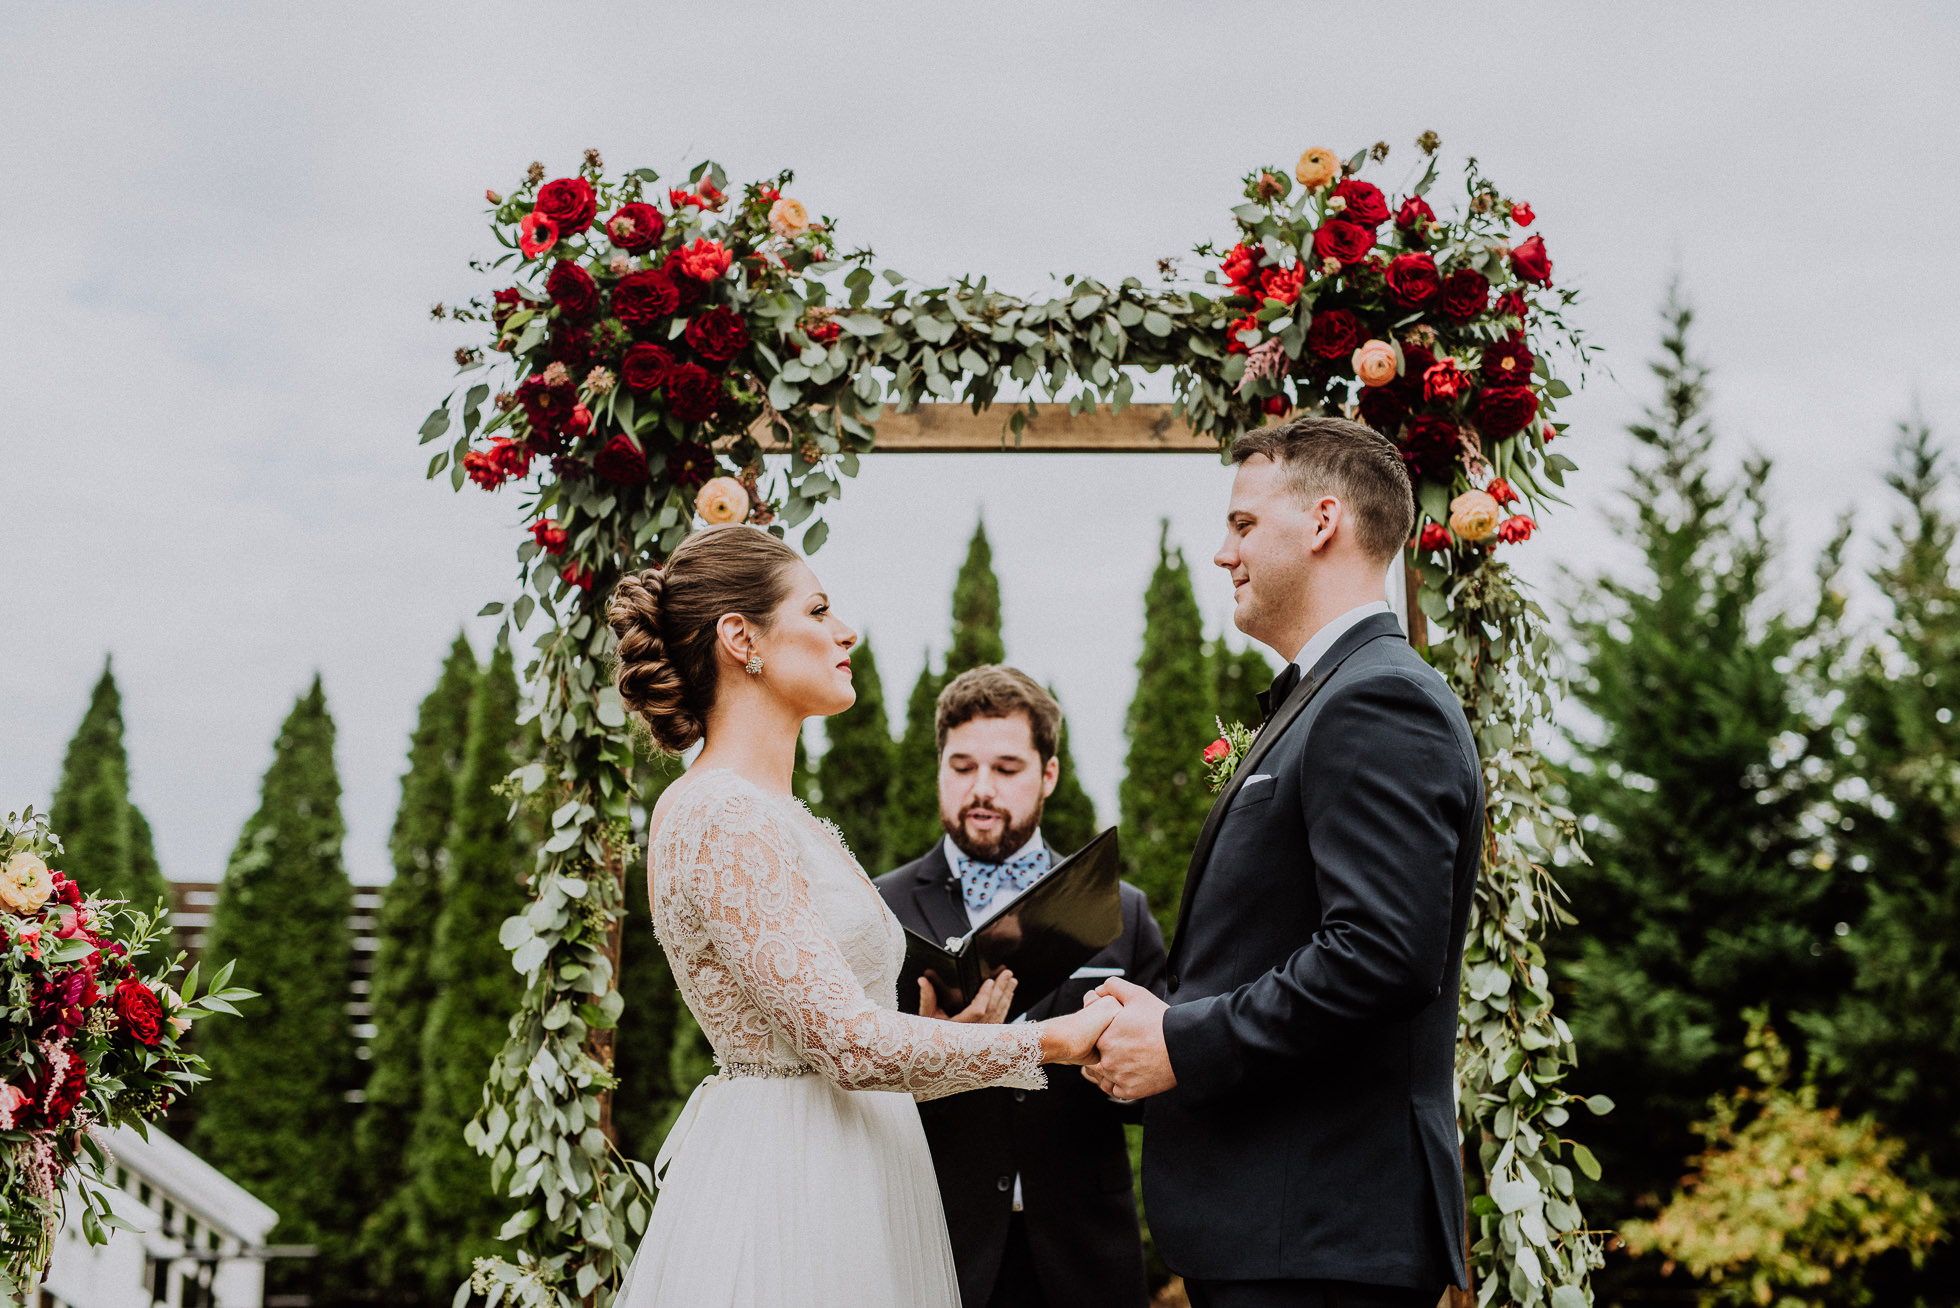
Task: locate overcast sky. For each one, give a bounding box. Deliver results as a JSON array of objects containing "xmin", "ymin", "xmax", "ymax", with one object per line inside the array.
[{"xmin": 4, "ymin": 2, "xmax": 1957, "ymax": 885}]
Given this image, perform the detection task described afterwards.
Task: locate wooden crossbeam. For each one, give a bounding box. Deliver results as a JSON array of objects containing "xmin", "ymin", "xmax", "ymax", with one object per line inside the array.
[{"xmin": 743, "ymin": 402, "xmax": 1223, "ymax": 454}]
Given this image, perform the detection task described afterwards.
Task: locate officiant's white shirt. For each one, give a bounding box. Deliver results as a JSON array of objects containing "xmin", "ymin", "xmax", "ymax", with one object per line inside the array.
[{"xmin": 1291, "ymin": 599, "xmax": 1392, "ymax": 678}]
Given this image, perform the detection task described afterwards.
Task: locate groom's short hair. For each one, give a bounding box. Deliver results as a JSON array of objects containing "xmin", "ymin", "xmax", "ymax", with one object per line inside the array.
[
  {"xmin": 936, "ymin": 666, "xmax": 1062, "ymax": 761},
  {"xmin": 1231, "ymin": 416, "xmax": 1414, "ymax": 562}
]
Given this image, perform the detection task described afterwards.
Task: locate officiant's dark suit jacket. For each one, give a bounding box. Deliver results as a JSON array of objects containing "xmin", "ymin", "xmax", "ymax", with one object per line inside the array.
[
  {"xmin": 1146, "ymin": 611, "xmax": 1481, "ymax": 1294},
  {"xmin": 876, "ymin": 843, "xmax": 1167, "ymax": 1308}
]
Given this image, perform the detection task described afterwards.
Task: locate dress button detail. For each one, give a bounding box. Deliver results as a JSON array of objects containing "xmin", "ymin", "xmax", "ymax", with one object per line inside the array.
[{"xmin": 996, "ymin": 1175, "xmax": 1013, "ymax": 1192}]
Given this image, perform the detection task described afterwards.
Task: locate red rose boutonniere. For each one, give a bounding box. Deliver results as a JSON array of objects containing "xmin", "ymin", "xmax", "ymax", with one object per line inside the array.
[{"xmin": 1202, "ymin": 719, "xmax": 1259, "ymax": 793}]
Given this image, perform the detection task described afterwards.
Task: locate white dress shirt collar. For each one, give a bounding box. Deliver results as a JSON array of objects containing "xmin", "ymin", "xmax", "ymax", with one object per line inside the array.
[{"xmin": 1290, "ymin": 599, "xmax": 1393, "ymax": 678}]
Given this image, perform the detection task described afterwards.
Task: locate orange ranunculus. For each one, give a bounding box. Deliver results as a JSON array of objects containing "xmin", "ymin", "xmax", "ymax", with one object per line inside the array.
[
  {"xmin": 1352, "ymin": 340, "xmax": 1399, "ymax": 388},
  {"xmin": 696, "ymin": 477, "xmax": 751, "ymax": 525},
  {"xmin": 1295, "ymin": 148, "xmax": 1340, "ymax": 190},
  {"xmin": 768, "ymin": 198, "xmax": 811, "ymax": 239},
  {"xmin": 0, "ymin": 852, "xmax": 53, "ymax": 915},
  {"xmin": 1449, "ymin": 490, "xmax": 1502, "ymax": 542}
]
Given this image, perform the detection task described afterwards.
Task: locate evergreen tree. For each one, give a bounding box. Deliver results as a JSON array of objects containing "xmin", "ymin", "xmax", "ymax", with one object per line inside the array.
[
  {"xmin": 817, "ymin": 635, "xmax": 895, "ymax": 872},
  {"xmin": 1119, "ymin": 523, "xmax": 1218, "ymax": 938},
  {"xmin": 1551, "ymin": 290, "xmax": 1855, "ymax": 1268},
  {"xmin": 1042, "ymin": 698, "xmax": 1100, "ymax": 857},
  {"xmin": 357, "ymin": 634, "xmax": 478, "ymax": 1295},
  {"xmin": 946, "ymin": 520, "xmax": 1007, "ymax": 675},
  {"xmin": 400, "ymin": 646, "xmax": 536, "ymax": 1294},
  {"xmin": 887, "ymin": 656, "xmax": 946, "ymax": 863},
  {"xmin": 1211, "ymin": 639, "xmax": 1277, "ymax": 728},
  {"xmin": 49, "ymin": 660, "xmax": 171, "ymax": 912},
  {"xmin": 191, "ymin": 679, "xmax": 361, "ymax": 1262}
]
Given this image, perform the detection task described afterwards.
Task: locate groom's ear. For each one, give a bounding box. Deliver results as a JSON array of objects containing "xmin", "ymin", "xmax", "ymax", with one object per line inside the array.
[{"xmin": 1307, "ymin": 494, "xmax": 1344, "ymax": 554}]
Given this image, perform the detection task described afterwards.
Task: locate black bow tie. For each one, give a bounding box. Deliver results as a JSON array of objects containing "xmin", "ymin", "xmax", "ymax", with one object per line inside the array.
[{"xmin": 1255, "ymin": 663, "xmax": 1303, "ymax": 724}]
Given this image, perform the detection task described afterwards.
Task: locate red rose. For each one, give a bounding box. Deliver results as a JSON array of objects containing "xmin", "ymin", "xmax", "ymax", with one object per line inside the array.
[
  {"xmin": 561, "ymin": 561, "xmax": 595, "ymax": 591},
  {"xmin": 674, "ymin": 238, "xmax": 732, "ymax": 283},
  {"xmin": 1221, "ymin": 242, "xmax": 1260, "ymax": 296},
  {"xmin": 1510, "ymin": 234, "xmax": 1552, "ymax": 285},
  {"xmin": 1398, "ymin": 342, "xmax": 1438, "ymax": 384},
  {"xmin": 546, "ymin": 261, "xmax": 599, "ymax": 318},
  {"xmin": 518, "ymin": 212, "xmax": 558, "ymax": 260},
  {"xmin": 1332, "ymin": 179, "xmax": 1389, "ymax": 227},
  {"xmin": 1260, "ymin": 264, "xmax": 1305, "ymax": 304},
  {"xmin": 52, "ymin": 874, "xmax": 82, "ymax": 907},
  {"xmin": 1473, "ymin": 385, "xmax": 1539, "ymax": 436},
  {"xmin": 667, "ymin": 441, "xmax": 718, "ymax": 487},
  {"xmin": 594, "ymin": 434, "xmax": 649, "ymax": 485},
  {"xmin": 685, "ymin": 306, "xmax": 751, "ymax": 363},
  {"xmin": 1497, "ymin": 515, "xmax": 1536, "ymax": 544},
  {"xmin": 1311, "ymin": 220, "xmax": 1375, "ymax": 267},
  {"xmin": 665, "ymin": 364, "xmax": 723, "ymax": 423},
  {"xmin": 463, "ymin": 438, "xmax": 532, "ymax": 489},
  {"xmin": 612, "ymin": 269, "xmax": 681, "ymax": 328},
  {"xmin": 1224, "ymin": 312, "xmax": 1261, "ymax": 355},
  {"xmin": 1383, "ymin": 253, "xmax": 1440, "ymax": 309},
  {"xmin": 1418, "ymin": 523, "xmax": 1452, "ymax": 551},
  {"xmin": 1305, "ymin": 308, "xmax": 1361, "ymax": 361},
  {"xmin": 1395, "ymin": 196, "xmax": 1436, "ymax": 241},
  {"xmin": 1493, "ymin": 291, "xmax": 1529, "ymax": 323},
  {"xmin": 1202, "ymin": 738, "xmax": 1231, "ymax": 764},
  {"xmin": 1423, "ymin": 359, "xmax": 1469, "ymax": 402},
  {"xmin": 804, "ymin": 318, "xmax": 841, "ymax": 345},
  {"xmin": 1510, "ymin": 201, "xmax": 1535, "ymax": 227},
  {"xmin": 1262, "ymin": 395, "xmax": 1291, "ymax": 416},
  {"xmin": 606, "ymin": 203, "xmax": 664, "ymax": 253},
  {"xmin": 621, "ymin": 343, "xmax": 674, "ymax": 392},
  {"xmin": 1400, "ymin": 416, "xmax": 1462, "ymax": 479},
  {"xmin": 546, "ymin": 323, "xmax": 593, "ymax": 369},
  {"xmin": 113, "ymin": 978, "xmax": 163, "ymax": 1047},
  {"xmin": 535, "ymin": 177, "xmax": 597, "ymax": 234},
  {"xmin": 1487, "ymin": 478, "xmax": 1519, "ymax": 506},
  {"xmin": 566, "ymin": 404, "xmax": 591, "ymax": 441},
  {"xmin": 529, "ymin": 519, "xmax": 569, "ymax": 555},
  {"xmin": 1357, "ymin": 386, "xmax": 1409, "ymax": 433},
  {"xmin": 1481, "ymin": 334, "xmax": 1535, "ymax": 387},
  {"xmin": 1439, "ymin": 268, "xmax": 1490, "ymax": 321}
]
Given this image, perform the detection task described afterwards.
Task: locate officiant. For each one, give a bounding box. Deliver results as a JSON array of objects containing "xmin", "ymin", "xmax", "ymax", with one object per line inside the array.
[{"xmin": 875, "ymin": 666, "xmax": 1167, "ymax": 1308}]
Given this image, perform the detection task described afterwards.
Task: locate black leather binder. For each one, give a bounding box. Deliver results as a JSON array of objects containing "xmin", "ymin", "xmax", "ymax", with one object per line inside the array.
[{"xmin": 897, "ymin": 827, "xmax": 1123, "ymax": 1019}]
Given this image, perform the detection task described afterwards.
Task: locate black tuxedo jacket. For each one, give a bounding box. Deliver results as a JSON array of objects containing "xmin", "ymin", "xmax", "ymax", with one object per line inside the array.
[
  {"xmin": 1145, "ymin": 611, "xmax": 1481, "ymax": 1292},
  {"xmin": 876, "ymin": 841, "xmax": 1167, "ymax": 1308}
]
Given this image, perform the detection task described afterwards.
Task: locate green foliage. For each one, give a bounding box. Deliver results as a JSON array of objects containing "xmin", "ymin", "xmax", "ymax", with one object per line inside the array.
[
  {"xmin": 946, "ymin": 521, "xmax": 1007, "ymax": 676},
  {"xmin": 49, "ymin": 659, "xmax": 171, "ymax": 913},
  {"xmin": 358, "ymin": 633, "xmax": 479, "ymax": 1296},
  {"xmin": 1119, "ymin": 523, "xmax": 1216, "ymax": 938},
  {"xmin": 885, "ymin": 659, "xmax": 945, "ymax": 864},
  {"xmin": 611, "ymin": 761, "xmax": 688, "ymax": 1169},
  {"xmin": 1211, "ymin": 639, "xmax": 1275, "ymax": 728},
  {"xmin": 1621, "ymin": 1014, "xmax": 1944, "ymax": 1307},
  {"xmin": 816, "ymin": 635, "xmax": 895, "ymax": 872},
  {"xmin": 191, "ymin": 679, "xmax": 361, "ymax": 1262},
  {"xmin": 1552, "ymin": 291, "xmax": 1855, "ymax": 1250},
  {"xmin": 1042, "ymin": 701, "xmax": 1099, "ymax": 856},
  {"xmin": 403, "ymin": 647, "xmax": 539, "ymax": 1293}
]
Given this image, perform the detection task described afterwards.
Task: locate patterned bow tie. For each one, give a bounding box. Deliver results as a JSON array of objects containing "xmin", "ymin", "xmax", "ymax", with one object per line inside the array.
[{"xmin": 954, "ymin": 847, "xmax": 1052, "ymax": 914}]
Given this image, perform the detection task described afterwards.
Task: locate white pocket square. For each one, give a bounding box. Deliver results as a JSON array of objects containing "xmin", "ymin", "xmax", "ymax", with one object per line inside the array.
[
  {"xmin": 1069, "ymin": 966, "xmax": 1126, "ymax": 979},
  {"xmin": 1240, "ymin": 773, "xmax": 1274, "ymax": 787}
]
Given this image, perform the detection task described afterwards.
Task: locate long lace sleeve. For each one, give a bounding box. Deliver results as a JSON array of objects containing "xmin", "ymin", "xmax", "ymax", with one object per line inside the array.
[{"xmin": 676, "ymin": 787, "xmax": 1045, "ymax": 1101}]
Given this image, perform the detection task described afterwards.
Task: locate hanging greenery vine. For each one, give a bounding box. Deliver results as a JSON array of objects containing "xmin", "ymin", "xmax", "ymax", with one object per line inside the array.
[{"xmin": 425, "ymin": 134, "xmax": 1602, "ymax": 1308}]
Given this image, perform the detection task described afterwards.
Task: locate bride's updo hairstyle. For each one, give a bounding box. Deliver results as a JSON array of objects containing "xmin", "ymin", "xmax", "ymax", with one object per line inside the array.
[{"xmin": 608, "ymin": 525, "xmax": 804, "ymax": 754}]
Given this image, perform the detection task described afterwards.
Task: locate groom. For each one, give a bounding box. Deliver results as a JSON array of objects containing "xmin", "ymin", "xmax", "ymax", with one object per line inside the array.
[{"xmin": 1084, "ymin": 416, "xmax": 1482, "ymax": 1308}]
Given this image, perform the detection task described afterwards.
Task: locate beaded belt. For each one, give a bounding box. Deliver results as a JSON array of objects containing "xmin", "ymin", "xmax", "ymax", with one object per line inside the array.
[{"xmin": 719, "ymin": 1060, "xmax": 813, "ymax": 1079}]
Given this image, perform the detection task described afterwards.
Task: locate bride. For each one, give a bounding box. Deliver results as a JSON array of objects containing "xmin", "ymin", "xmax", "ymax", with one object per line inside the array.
[{"xmin": 605, "ymin": 524, "xmax": 1122, "ymax": 1307}]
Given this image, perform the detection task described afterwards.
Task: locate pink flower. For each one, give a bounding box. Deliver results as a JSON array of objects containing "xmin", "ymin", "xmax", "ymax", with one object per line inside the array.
[{"xmin": 519, "ymin": 212, "xmax": 559, "ymax": 260}]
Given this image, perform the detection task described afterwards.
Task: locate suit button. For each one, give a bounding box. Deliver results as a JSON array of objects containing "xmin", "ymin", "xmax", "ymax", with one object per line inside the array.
[
  {"xmin": 1167, "ymin": 972, "xmax": 1181, "ymax": 993},
  {"xmin": 1012, "ymin": 1089, "xmax": 1027, "ymax": 1103},
  {"xmin": 996, "ymin": 1175, "xmax": 1012, "ymax": 1192}
]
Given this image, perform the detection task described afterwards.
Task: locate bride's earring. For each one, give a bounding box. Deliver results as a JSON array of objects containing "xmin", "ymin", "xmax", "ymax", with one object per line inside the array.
[{"xmin": 745, "ymin": 650, "xmax": 764, "ymax": 676}]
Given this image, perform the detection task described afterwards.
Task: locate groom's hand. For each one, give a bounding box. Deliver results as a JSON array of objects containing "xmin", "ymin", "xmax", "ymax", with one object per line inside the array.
[{"xmin": 1080, "ymin": 977, "xmax": 1176, "ymax": 1100}]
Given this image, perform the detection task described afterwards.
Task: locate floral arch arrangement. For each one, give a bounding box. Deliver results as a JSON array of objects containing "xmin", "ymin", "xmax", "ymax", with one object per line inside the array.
[{"xmin": 424, "ymin": 138, "xmax": 1602, "ymax": 1308}]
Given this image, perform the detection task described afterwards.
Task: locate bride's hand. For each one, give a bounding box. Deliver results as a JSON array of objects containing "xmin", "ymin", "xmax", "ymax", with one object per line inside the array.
[
  {"xmin": 919, "ymin": 971, "xmax": 1018, "ymax": 1023},
  {"xmin": 1038, "ymin": 994, "xmax": 1123, "ymax": 1065}
]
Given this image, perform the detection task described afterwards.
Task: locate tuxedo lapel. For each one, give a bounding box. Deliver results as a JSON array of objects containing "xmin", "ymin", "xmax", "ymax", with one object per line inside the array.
[
  {"xmin": 908, "ymin": 841, "xmax": 971, "ymax": 946},
  {"xmin": 1167, "ymin": 612, "xmax": 1404, "ymax": 958}
]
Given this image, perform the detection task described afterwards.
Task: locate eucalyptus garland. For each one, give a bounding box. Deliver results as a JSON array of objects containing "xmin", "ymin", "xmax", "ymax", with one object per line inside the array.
[{"xmin": 430, "ymin": 137, "xmax": 1601, "ymax": 1308}]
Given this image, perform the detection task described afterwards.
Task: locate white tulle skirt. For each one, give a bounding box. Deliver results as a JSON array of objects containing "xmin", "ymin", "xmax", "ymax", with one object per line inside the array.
[{"xmin": 617, "ymin": 1070, "xmax": 962, "ymax": 1308}]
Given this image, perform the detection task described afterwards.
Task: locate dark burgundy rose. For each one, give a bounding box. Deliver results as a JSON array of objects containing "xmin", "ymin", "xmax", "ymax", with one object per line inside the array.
[
  {"xmin": 1474, "ymin": 385, "xmax": 1540, "ymax": 436},
  {"xmin": 491, "ymin": 287, "xmax": 529, "ymax": 327},
  {"xmin": 1395, "ymin": 196, "xmax": 1436, "ymax": 240},
  {"xmin": 665, "ymin": 363, "xmax": 724, "ymax": 423},
  {"xmin": 1439, "ymin": 268, "xmax": 1490, "ymax": 321},
  {"xmin": 113, "ymin": 978, "xmax": 164, "ymax": 1047},
  {"xmin": 1332, "ymin": 178, "xmax": 1389, "ymax": 227},
  {"xmin": 516, "ymin": 375, "xmax": 578, "ymax": 436},
  {"xmin": 1304, "ymin": 308, "xmax": 1362, "ymax": 361},
  {"xmin": 1510, "ymin": 234, "xmax": 1553, "ymax": 285},
  {"xmin": 1481, "ymin": 334, "xmax": 1535, "ymax": 387},
  {"xmin": 611, "ymin": 269, "xmax": 681, "ymax": 327},
  {"xmin": 550, "ymin": 454, "xmax": 590, "ymax": 481},
  {"xmin": 1401, "ymin": 415, "xmax": 1463, "ymax": 479},
  {"xmin": 546, "ymin": 261, "xmax": 599, "ymax": 318},
  {"xmin": 621, "ymin": 343, "xmax": 674, "ymax": 392},
  {"xmin": 1311, "ymin": 220, "xmax": 1375, "ymax": 267},
  {"xmin": 1357, "ymin": 386, "xmax": 1409, "ymax": 434},
  {"xmin": 667, "ymin": 441, "xmax": 717, "ymax": 488},
  {"xmin": 1383, "ymin": 253, "xmax": 1440, "ymax": 309},
  {"xmin": 665, "ymin": 261, "xmax": 707, "ymax": 311},
  {"xmin": 52, "ymin": 874, "xmax": 82, "ymax": 907},
  {"xmin": 535, "ymin": 177, "xmax": 597, "ymax": 234},
  {"xmin": 546, "ymin": 324, "xmax": 593, "ymax": 368},
  {"xmin": 684, "ymin": 306, "xmax": 751, "ymax": 364},
  {"xmin": 606, "ymin": 202, "xmax": 664, "ymax": 253},
  {"xmin": 1493, "ymin": 291, "xmax": 1529, "ymax": 323},
  {"xmin": 594, "ymin": 434, "xmax": 650, "ymax": 485},
  {"xmin": 1399, "ymin": 342, "xmax": 1438, "ymax": 384}
]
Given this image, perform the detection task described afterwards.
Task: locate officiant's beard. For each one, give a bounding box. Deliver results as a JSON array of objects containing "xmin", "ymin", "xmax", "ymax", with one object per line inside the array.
[{"xmin": 944, "ymin": 797, "xmax": 1043, "ymax": 865}]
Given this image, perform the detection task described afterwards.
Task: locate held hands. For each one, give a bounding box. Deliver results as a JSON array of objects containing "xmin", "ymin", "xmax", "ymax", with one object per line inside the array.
[
  {"xmin": 1079, "ymin": 977, "xmax": 1177, "ymax": 1100},
  {"xmin": 1038, "ymin": 994, "xmax": 1124, "ymax": 1065},
  {"xmin": 918, "ymin": 970, "xmax": 1018, "ymax": 1024}
]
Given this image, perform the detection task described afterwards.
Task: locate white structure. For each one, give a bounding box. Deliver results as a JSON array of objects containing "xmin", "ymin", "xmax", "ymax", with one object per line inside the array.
[{"xmin": 42, "ymin": 1124, "xmax": 280, "ymax": 1308}]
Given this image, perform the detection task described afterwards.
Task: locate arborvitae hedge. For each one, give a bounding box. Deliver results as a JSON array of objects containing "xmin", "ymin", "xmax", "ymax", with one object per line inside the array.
[
  {"xmin": 887, "ymin": 658, "xmax": 945, "ymax": 864},
  {"xmin": 191, "ymin": 678, "xmax": 361, "ymax": 1269},
  {"xmin": 357, "ymin": 634, "xmax": 477, "ymax": 1296},
  {"xmin": 401, "ymin": 646, "xmax": 536, "ymax": 1294},
  {"xmin": 50, "ymin": 660, "xmax": 171, "ymax": 913},
  {"xmin": 946, "ymin": 520, "xmax": 1007, "ymax": 675},
  {"xmin": 1119, "ymin": 524, "xmax": 1217, "ymax": 938},
  {"xmin": 1042, "ymin": 703, "xmax": 1099, "ymax": 857},
  {"xmin": 817, "ymin": 635, "xmax": 895, "ymax": 872},
  {"xmin": 1211, "ymin": 639, "xmax": 1276, "ymax": 729}
]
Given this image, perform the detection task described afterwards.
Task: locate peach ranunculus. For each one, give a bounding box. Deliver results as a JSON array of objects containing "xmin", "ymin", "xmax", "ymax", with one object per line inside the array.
[
  {"xmin": 1351, "ymin": 340, "xmax": 1399, "ymax": 388},
  {"xmin": 1295, "ymin": 148, "xmax": 1340, "ymax": 190},
  {"xmin": 0, "ymin": 852, "xmax": 54, "ymax": 915},
  {"xmin": 768, "ymin": 198, "xmax": 811, "ymax": 239},
  {"xmin": 1449, "ymin": 490, "xmax": 1503, "ymax": 542},
  {"xmin": 696, "ymin": 476, "xmax": 751, "ymax": 525}
]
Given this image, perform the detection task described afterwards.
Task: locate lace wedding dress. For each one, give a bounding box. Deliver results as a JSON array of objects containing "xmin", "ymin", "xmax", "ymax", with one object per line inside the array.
[{"xmin": 616, "ymin": 768, "xmax": 1047, "ymax": 1308}]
